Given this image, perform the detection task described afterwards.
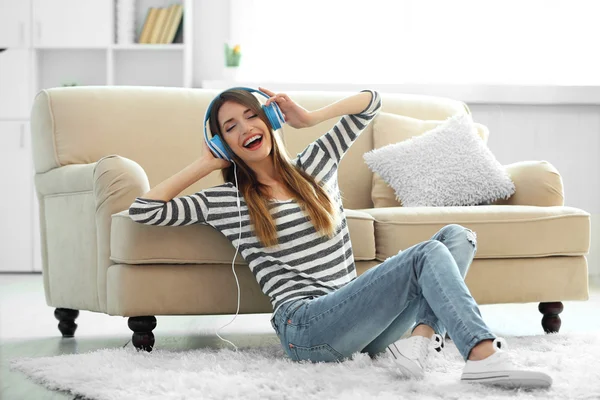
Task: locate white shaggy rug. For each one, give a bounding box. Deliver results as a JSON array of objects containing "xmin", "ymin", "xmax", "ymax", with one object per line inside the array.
[{"xmin": 10, "ymin": 332, "xmax": 600, "ymax": 400}]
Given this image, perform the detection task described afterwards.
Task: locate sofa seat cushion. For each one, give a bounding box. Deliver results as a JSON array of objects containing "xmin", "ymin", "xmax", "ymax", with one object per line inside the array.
[
  {"xmin": 109, "ymin": 209, "xmax": 376, "ymax": 265},
  {"xmin": 358, "ymin": 205, "xmax": 590, "ymax": 260}
]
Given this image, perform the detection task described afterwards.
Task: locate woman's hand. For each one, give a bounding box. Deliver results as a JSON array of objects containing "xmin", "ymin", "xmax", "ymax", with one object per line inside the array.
[
  {"xmin": 201, "ymin": 138, "xmax": 231, "ymax": 171},
  {"xmin": 259, "ymin": 87, "xmax": 317, "ymax": 129}
]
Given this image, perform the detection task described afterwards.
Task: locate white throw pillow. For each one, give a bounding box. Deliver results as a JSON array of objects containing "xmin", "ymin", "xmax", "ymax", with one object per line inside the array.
[{"xmin": 363, "ymin": 114, "xmax": 515, "ymax": 207}]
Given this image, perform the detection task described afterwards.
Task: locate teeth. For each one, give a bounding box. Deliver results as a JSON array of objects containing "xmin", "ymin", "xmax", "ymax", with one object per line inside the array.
[{"xmin": 243, "ymin": 135, "xmax": 262, "ymax": 147}]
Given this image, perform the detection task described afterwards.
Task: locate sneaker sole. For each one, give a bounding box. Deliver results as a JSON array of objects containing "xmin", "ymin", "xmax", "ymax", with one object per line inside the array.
[
  {"xmin": 395, "ymin": 360, "xmax": 424, "ymax": 380},
  {"xmin": 388, "ymin": 346, "xmax": 424, "ymax": 380},
  {"xmin": 461, "ymin": 371, "xmax": 552, "ymax": 389}
]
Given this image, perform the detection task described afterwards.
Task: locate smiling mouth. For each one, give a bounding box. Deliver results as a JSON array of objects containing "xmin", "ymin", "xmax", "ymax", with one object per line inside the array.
[{"xmin": 243, "ymin": 135, "xmax": 264, "ymax": 150}]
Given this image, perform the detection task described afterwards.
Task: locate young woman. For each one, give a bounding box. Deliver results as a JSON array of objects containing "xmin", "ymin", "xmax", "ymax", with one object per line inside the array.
[{"xmin": 129, "ymin": 87, "xmax": 552, "ymax": 389}]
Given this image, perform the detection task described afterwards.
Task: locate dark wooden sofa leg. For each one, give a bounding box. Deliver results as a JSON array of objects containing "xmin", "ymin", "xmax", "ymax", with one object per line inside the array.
[
  {"xmin": 54, "ymin": 308, "xmax": 79, "ymax": 337},
  {"xmin": 538, "ymin": 302, "xmax": 564, "ymax": 333},
  {"xmin": 128, "ymin": 316, "xmax": 157, "ymax": 352}
]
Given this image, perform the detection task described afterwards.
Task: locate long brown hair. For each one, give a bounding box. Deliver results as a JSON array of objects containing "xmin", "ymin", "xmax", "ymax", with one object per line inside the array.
[{"xmin": 208, "ymin": 89, "xmax": 339, "ymax": 247}]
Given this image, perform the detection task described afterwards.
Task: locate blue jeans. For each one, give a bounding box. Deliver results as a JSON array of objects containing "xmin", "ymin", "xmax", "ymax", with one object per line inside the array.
[{"xmin": 270, "ymin": 224, "xmax": 496, "ymax": 363}]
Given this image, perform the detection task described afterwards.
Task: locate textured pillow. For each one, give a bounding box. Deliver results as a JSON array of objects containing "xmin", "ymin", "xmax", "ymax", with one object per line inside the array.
[
  {"xmin": 369, "ymin": 112, "xmax": 490, "ymax": 207},
  {"xmin": 363, "ymin": 114, "xmax": 515, "ymax": 207}
]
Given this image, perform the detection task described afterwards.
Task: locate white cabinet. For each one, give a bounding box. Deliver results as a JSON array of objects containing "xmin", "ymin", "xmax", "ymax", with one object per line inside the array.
[
  {"xmin": 0, "ymin": 49, "xmax": 31, "ymax": 120},
  {"xmin": 32, "ymin": 0, "xmax": 112, "ymax": 48},
  {"xmin": 0, "ymin": 0, "xmax": 31, "ymax": 48},
  {"xmin": 0, "ymin": 122, "xmax": 33, "ymax": 272}
]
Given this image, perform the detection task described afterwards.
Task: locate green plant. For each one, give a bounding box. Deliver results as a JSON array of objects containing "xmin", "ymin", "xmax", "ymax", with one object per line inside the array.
[{"xmin": 224, "ymin": 43, "xmax": 242, "ymax": 67}]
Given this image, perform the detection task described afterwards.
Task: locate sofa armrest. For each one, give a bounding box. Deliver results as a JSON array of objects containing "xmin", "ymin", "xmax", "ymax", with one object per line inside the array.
[
  {"xmin": 34, "ymin": 163, "xmax": 97, "ymax": 308},
  {"xmin": 493, "ymin": 160, "xmax": 564, "ymax": 207},
  {"xmin": 33, "ymin": 155, "xmax": 150, "ymax": 312},
  {"xmin": 93, "ymin": 155, "xmax": 150, "ymax": 310}
]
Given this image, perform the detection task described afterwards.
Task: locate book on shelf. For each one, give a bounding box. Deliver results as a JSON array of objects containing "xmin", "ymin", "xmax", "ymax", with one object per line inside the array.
[
  {"xmin": 162, "ymin": 4, "xmax": 184, "ymax": 44},
  {"xmin": 138, "ymin": 7, "xmax": 158, "ymax": 43},
  {"xmin": 149, "ymin": 7, "xmax": 168, "ymax": 43},
  {"xmin": 154, "ymin": 5, "xmax": 171, "ymax": 43},
  {"xmin": 172, "ymin": 13, "xmax": 184, "ymax": 44},
  {"xmin": 137, "ymin": 4, "xmax": 184, "ymax": 45}
]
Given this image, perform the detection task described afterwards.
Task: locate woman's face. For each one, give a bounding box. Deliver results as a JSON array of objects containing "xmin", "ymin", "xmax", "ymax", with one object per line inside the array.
[{"xmin": 217, "ymin": 100, "xmax": 273, "ymax": 164}]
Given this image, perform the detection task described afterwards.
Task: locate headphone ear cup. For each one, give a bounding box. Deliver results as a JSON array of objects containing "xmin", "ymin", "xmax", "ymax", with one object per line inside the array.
[
  {"xmin": 263, "ymin": 103, "xmax": 285, "ymax": 131},
  {"xmin": 208, "ymin": 135, "xmax": 232, "ymax": 162}
]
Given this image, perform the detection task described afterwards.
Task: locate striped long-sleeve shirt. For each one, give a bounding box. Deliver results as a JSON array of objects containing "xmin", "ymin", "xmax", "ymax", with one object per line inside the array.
[{"xmin": 129, "ymin": 90, "xmax": 382, "ymax": 321}]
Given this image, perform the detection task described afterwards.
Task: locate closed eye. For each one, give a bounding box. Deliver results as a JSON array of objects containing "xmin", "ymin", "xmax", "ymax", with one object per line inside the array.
[{"xmin": 225, "ymin": 114, "xmax": 258, "ymax": 132}]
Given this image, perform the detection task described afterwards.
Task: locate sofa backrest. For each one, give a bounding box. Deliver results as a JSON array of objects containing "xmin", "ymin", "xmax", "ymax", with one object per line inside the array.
[{"xmin": 30, "ymin": 86, "xmax": 470, "ymax": 210}]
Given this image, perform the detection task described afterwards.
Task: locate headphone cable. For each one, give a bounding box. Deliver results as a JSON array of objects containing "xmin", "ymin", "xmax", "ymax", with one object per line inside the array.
[{"xmin": 215, "ymin": 161, "xmax": 242, "ymax": 352}]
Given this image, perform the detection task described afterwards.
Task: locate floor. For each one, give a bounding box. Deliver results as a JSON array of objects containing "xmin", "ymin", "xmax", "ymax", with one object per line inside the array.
[{"xmin": 2, "ymin": 274, "xmax": 600, "ymax": 400}]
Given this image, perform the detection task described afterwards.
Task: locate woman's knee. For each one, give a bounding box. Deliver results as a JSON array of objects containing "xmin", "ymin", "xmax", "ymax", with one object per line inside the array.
[
  {"xmin": 438, "ymin": 224, "xmax": 466, "ymax": 239},
  {"xmin": 407, "ymin": 240, "xmax": 448, "ymax": 279},
  {"xmin": 439, "ymin": 224, "xmax": 477, "ymax": 249},
  {"xmin": 419, "ymin": 240, "xmax": 449, "ymax": 258}
]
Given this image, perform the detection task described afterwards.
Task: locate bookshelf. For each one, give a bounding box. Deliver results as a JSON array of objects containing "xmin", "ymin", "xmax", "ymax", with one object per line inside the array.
[{"xmin": 30, "ymin": 0, "xmax": 194, "ymax": 93}]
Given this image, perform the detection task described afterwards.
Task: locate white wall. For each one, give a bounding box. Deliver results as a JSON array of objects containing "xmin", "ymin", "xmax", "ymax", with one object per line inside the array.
[{"xmin": 193, "ymin": 0, "xmax": 230, "ymax": 84}]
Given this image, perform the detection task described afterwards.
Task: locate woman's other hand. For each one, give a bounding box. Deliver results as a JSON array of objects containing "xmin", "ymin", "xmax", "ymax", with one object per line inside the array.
[{"xmin": 259, "ymin": 87, "xmax": 316, "ymax": 129}]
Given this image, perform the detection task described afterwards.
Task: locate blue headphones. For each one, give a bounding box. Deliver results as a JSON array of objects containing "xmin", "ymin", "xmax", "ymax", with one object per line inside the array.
[{"xmin": 203, "ymin": 87, "xmax": 286, "ymax": 162}]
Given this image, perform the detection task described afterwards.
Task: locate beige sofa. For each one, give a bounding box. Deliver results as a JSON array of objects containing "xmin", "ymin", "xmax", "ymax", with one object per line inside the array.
[{"xmin": 30, "ymin": 86, "xmax": 591, "ymax": 352}]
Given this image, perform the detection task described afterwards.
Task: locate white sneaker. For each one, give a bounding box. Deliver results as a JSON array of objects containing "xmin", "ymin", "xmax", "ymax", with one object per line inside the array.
[
  {"xmin": 387, "ymin": 334, "xmax": 444, "ymax": 379},
  {"xmin": 461, "ymin": 338, "xmax": 553, "ymax": 389}
]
